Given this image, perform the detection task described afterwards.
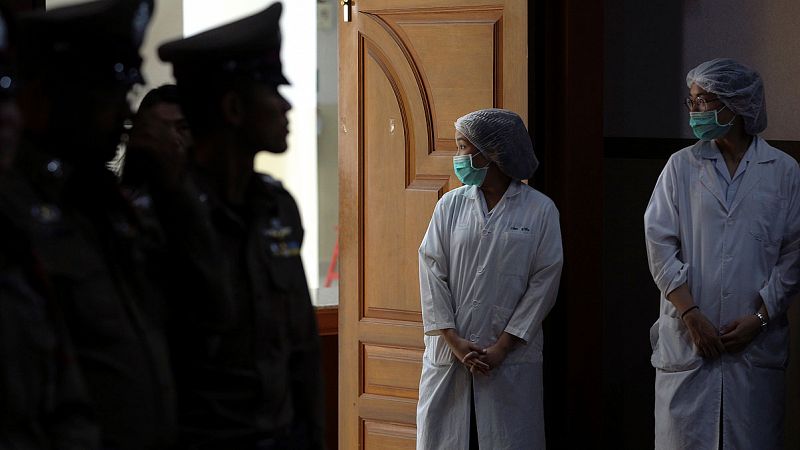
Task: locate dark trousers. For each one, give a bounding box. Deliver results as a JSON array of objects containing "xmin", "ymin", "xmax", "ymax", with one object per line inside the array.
[{"xmin": 469, "ymin": 381, "xmax": 478, "ymax": 450}]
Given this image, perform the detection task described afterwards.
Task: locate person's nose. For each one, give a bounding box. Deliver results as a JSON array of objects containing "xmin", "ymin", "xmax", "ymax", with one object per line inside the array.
[
  {"xmin": 170, "ymin": 126, "xmax": 186, "ymax": 150},
  {"xmin": 280, "ymin": 94, "xmax": 292, "ymax": 113}
]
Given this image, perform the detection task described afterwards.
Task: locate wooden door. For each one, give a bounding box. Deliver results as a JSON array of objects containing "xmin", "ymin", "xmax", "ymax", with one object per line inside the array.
[{"xmin": 339, "ymin": 1, "xmax": 527, "ymax": 447}]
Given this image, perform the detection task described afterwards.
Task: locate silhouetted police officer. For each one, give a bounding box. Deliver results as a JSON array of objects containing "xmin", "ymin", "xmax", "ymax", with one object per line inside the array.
[
  {"xmin": 121, "ymin": 84, "xmax": 192, "ymax": 187},
  {"xmin": 159, "ymin": 3, "xmax": 325, "ymax": 449},
  {"xmin": 1, "ymin": 2, "xmax": 180, "ymax": 449},
  {"xmin": 0, "ymin": 5, "xmax": 100, "ymax": 448}
]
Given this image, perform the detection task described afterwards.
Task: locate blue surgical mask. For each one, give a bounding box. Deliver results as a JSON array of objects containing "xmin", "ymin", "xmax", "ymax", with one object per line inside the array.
[
  {"xmin": 453, "ymin": 154, "xmax": 489, "ymax": 186},
  {"xmin": 689, "ymin": 105, "xmax": 735, "ymax": 141}
]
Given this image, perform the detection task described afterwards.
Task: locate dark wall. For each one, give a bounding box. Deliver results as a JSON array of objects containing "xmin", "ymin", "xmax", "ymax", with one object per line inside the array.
[
  {"xmin": 604, "ymin": 0, "xmax": 685, "ymax": 139},
  {"xmin": 602, "ymin": 1, "xmax": 687, "ymax": 447},
  {"xmin": 533, "ymin": 0, "xmax": 604, "ymax": 448},
  {"xmin": 6, "ymin": 0, "xmax": 43, "ymax": 12},
  {"xmin": 602, "ymin": 151, "xmax": 668, "ymax": 448}
]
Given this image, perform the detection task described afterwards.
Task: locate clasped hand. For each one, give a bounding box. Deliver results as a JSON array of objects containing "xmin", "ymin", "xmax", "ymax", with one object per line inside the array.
[
  {"xmin": 683, "ymin": 309, "xmax": 762, "ymax": 358},
  {"xmin": 443, "ymin": 332, "xmax": 512, "ymax": 376}
]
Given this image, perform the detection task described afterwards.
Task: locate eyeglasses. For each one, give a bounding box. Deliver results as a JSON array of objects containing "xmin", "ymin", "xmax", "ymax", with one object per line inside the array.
[{"xmin": 684, "ymin": 96, "xmax": 721, "ymax": 111}]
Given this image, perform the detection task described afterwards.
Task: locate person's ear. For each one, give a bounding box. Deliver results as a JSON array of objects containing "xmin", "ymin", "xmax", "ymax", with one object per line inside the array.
[{"xmin": 220, "ymin": 90, "xmax": 244, "ymax": 127}]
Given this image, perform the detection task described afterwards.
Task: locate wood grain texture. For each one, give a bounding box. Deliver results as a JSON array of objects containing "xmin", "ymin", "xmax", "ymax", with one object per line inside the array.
[
  {"xmin": 363, "ymin": 344, "xmax": 423, "ymax": 399},
  {"xmin": 316, "ymin": 306, "xmax": 339, "ymax": 337},
  {"xmin": 363, "ymin": 420, "xmax": 417, "ymax": 449}
]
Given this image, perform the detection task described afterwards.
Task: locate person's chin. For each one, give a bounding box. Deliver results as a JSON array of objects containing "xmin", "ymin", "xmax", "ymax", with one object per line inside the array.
[
  {"xmin": 262, "ymin": 139, "xmax": 288, "ymax": 154},
  {"xmin": 262, "ymin": 147, "xmax": 288, "ymax": 154}
]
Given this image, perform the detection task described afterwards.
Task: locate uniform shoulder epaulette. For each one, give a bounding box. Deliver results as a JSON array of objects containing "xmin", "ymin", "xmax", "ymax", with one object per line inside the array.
[{"xmin": 259, "ymin": 173, "xmax": 285, "ymax": 190}]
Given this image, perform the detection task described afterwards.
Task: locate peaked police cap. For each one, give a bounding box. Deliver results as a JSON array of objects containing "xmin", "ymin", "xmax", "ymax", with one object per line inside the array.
[
  {"xmin": 158, "ymin": 2, "xmax": 288, "ymax": 86},
  {"xmin": 18, "ymin": 0, "xmax": 153, "ymax": 86}
]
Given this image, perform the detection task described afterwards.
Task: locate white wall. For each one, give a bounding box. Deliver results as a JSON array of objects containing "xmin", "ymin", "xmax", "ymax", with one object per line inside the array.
[
  {"xmin": 46, "ymin": 0, "xmax": 84, "ymax": 8},
  {"xmin": 316, "ymin": 0, "xmax": 339, "ymax": 305}
]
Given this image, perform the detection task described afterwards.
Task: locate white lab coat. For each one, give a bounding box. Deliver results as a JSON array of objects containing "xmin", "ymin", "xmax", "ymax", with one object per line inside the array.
[
  {"xmin": 644, "ymin": 137, "xmax": 800, "ymax": 450},
  {"xmin": 416, "ymin": 181, "xmax": 563, "ymax": 450}
]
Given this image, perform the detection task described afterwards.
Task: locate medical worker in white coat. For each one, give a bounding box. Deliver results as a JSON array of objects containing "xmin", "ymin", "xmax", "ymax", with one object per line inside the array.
[
  {"xmin": 416, "ymin": 109, "xmax": 563, "ymax": 450},
  {"xmin": 645, "ymin": 59, "xmax": 800, "ymax": 450}
]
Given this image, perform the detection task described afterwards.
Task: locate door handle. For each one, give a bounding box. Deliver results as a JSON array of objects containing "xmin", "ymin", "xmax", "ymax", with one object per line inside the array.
[{"xmin": 341, "ymin": 0, "xmax": 352, "ymax": 22}]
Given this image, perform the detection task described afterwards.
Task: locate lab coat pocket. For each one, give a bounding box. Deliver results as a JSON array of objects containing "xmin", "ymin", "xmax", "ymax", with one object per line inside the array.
[
  {"xmin": 501, "ymin": 230, "xmax": 535, "ymax": 277},
  {"xmin": 650, "ymin": 316, "xmax": 702, "ymax": 372},
  {"xmin": 424, "ymin": 334, "xmax": 455, "ymax": 366},
  {"xmin": 745, "ymin": 315, "xmax": 789, "ymax": 370},
  {"xmin": 748, "ymin": 193, "xmax": 785, "ymax": 246}
]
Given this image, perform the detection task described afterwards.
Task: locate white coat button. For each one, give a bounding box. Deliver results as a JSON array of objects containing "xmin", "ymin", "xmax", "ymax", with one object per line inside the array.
[
  {"xmin": 469, "ymin": 334, "xmax": 478, "ymax": 342},
  {"xmin": 472, "ymin": 299, "xmax": 479, "ymax": 307},
  {"xmin": 477, "ymin": 266, "xmax": 485, "ymax": 274}
]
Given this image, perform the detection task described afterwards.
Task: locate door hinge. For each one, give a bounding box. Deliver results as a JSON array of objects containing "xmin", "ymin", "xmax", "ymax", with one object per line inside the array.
[{"xmin": 341, "ymin": 0, "xmax": 352, "ymax": 22}]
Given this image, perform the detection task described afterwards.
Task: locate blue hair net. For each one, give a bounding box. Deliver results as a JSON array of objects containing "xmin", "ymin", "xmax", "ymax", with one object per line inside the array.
[
  {"xmin": 454, "ymin": 109, "xmax": 538, "ymax": 180},
  {"xmin": 686, "ymin": 58, "xmax": 767, "ymax": 135}
]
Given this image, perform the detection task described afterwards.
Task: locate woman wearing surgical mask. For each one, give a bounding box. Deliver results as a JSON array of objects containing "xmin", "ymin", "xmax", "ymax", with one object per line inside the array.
[
  {"xmin": 645, "ymin": 59, "xmax": 800, "ymax": 449},
  {"xmin": 416, "ymin": 109, "xmax": 563, "ymax": 449}
]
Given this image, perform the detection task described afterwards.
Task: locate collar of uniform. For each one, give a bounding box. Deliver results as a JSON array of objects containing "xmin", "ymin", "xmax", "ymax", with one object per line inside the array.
[
  {"xmin": 187, "ymin": 167, "xmax": 243, "ymax": 230},
  {"xmin": 698, "ymin": 136, "xmax": 772, "ymax": 163},
  {"xmin": 504, "ymin": 180, "xmax": 523, "ymax": 198},
  {"xmin": 750, "ymin": 136, "xmax": 777, "ymax": 163},
  {"xmin": 463, "ymin": 185, "xmax": 479, "ymax": 199},
  {"xmin": 189, "ymin": 167, "xmax": 279, "ymax": 230},
  {"xmin": 462, "ymin": 180, "xmax": 523, "ymax": 199}
]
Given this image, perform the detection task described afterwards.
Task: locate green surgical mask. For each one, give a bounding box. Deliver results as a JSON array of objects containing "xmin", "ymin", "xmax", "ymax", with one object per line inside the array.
[
  {"xmin": 453, "ymin": 153, "xmax": 489, "ymax": 186},
  {"xmin": 689, "ymin": 105, "xmax": 735, "ymax": 141}
]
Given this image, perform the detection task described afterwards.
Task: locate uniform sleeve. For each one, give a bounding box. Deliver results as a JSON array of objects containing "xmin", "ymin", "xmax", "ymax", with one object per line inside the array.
[
  {"xmin": 644, "ymin": 157, "xmax": 689, "ymax": 297},
  {"xmin": 759, "ymin": 162, "xmax": 800, "ymax": 317},
  {"xmin": 419, "ymin": 199, "xmax": 456, "ymax": 335},
  {"xmin": 282, "ymin": 195, "xmax": 325, "ymax": 450},
  {"xmin": 504, "ymin": 202, "xmax": 563, "ymax": 343}
]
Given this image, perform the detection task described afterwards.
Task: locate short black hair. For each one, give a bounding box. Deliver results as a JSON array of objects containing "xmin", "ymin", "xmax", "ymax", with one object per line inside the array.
[{"xmin": 136, "ymin": 84, "xmax": 180, "ymax": 114}]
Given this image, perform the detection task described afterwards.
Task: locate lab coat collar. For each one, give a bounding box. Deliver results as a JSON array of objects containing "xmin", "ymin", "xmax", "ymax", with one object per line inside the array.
[
  {"xmin": 698, "ymin": 136, "xmax": 775, "ymax": 164},
  {"xmin": 696, "ymin": 136, "xmax": 774, "ymax": 214},
  {"xmin": 462, "ymin": 180, "xmax": 523, "ymax": 200},
  {"xmin": 751, "ymin": 136, "xmax": 778, "ymax": 163},
  {"xmin": 463, "ymin": 185, "xmax": 479, "ymax": 199},
  {"xmin": 505, "ymin": 180, "xmax": 523, "ymax": 198}
]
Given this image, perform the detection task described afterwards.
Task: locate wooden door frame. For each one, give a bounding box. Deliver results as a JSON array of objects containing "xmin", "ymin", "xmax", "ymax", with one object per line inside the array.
[{"xmin": 338, "ymin": 5, "xmax": 360, "ymax": 446}]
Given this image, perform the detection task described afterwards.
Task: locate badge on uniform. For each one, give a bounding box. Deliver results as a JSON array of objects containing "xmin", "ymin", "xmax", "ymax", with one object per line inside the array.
[
  {"xmin": 262, "ymin": 218, "xmax": 300, "ymax": 257},
  {"xmin": 30, "ymin": 203, "xmax": 62, "ymax": 224}
]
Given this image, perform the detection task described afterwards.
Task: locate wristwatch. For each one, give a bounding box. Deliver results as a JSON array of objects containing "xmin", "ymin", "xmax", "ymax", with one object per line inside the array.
[{"xmin": 755, "ymin": 312, "xmax": 768, "ymax": 329}]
